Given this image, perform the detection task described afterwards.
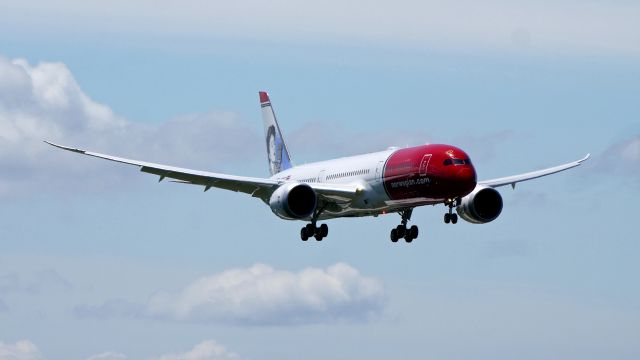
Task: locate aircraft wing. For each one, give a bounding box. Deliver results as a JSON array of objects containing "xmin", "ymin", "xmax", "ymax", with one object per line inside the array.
[
  {"xmin": 478, "ymin": 154, "xmax": 590, "ymax": 189},
  {"xmin": 45, "ymin": 141, "xmax": 360, "ymax": 202}
]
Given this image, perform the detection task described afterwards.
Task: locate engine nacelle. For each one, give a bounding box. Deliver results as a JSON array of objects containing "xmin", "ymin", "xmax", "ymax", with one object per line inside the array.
[
  {"xmin": 269, "ymin": 183, "xmax": 317, "ymax": 220},
  {"xmin": 456, "ymin": 185, "xmax": 503, "ymax": 224}
]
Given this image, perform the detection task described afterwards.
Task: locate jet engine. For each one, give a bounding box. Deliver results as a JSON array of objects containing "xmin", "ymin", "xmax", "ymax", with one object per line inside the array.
[
  {"xmin": 269, "ymin": 183, "xmax": 317, "ymax": 220},
  {"xmin": 456, "ymin": 185, "xmax": 503, "ymax": 224}
]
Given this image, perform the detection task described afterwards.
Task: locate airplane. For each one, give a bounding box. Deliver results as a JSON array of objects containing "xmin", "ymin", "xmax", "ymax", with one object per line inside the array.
[{"xmin": 46, "ymin": 91, "xmax": 590, "ymax": 243}]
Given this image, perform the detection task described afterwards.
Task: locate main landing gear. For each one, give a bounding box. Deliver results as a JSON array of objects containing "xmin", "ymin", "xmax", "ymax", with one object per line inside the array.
[
  {"xmin": 444, "ymin": 198, "xmax": 460, "ymax": 224},
  {"xmin": 300, "ymin": 205, "xmax": 328, "ymax": 241},
  {"xmin": 390, "ymin": 208, "xmax": 419, "ymax": 243},
  {"xmin": 300, "ymin": 223, "xmax": 328, "ymax": 241}
]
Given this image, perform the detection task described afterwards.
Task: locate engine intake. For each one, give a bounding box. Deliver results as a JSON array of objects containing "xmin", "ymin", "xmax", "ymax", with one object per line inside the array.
[
  {"xmin": 456, "ymin": 185, "xmax": 503, "ymax": 224},
  {"xmin": 269, "ymin": 183, "xmax": 317, "ymax": 220}
]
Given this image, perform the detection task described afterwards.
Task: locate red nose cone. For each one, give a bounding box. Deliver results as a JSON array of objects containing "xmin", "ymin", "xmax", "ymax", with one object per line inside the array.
[{"xmin": 457, "ymin": 166, "xmax": 477, "ymax": 195}]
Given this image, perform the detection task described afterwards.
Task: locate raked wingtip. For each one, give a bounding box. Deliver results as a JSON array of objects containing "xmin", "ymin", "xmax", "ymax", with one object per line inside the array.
[{"xmin": 43, "ymin": 140, "xmax": 86, "ymax": 154}]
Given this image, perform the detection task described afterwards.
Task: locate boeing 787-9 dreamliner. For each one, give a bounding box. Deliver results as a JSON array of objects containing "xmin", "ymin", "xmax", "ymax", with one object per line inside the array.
[{"xmin": 47, "ymin": 92, "xmax": 589, "ymax": 242}]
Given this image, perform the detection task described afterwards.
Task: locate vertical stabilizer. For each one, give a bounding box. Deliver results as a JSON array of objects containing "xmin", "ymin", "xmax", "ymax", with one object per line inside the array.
[{"xmin": 260, "ymin": 91, "xmax": 293, "ymax": 176}]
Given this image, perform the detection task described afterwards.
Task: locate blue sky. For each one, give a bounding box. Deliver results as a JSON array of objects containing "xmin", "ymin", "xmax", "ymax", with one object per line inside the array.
[{"xmin": 0, "ymin": 1, "xmax": 639, "ymax": 359}]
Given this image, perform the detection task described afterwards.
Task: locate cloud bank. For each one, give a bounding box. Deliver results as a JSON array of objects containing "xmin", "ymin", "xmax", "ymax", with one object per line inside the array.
[
  {"xmin": 155, "ymin": 340, "xmax": 239, "ymax": 360},
  {"xmin": 596, "ymin": 135, "xmax": 640, "ymax": 181},
  {"xmin": 85, "ymin": 352, "xmax": 127, "ymax": 360},
  {"xmin": 1, "ymin": 340, "xmax": 237, "ymax": 360},
  {"xmin": 0, "ymin": 55, "xmax": 261, "ymax": 198},
  {"xmin": 0, "ymin": 340, "xmax": 42, "ymax": 360},
  {"xmin": 75, "ymin": 263, "xmax": 385, "ymax": 325},
  {"xmin": 3, "ymin": 1, "xmax": 639, "ymax": 56}
]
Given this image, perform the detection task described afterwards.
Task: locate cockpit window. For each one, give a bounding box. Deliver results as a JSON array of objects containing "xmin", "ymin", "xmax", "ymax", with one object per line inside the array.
[{"xmin": 444, "ymin": 158, "xmax": 471, "ymax": 166}]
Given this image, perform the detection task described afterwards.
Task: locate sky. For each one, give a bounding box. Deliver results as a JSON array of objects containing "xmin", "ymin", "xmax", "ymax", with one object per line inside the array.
[{"xmin": 0, "ymin": 1, "xmax": 639, "ymax": 359}]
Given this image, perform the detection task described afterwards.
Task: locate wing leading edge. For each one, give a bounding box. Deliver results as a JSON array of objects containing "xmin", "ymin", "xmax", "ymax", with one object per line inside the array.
[
  {"xmin": 479, "ymin": 154, "xmax": 590, "ymax": 189},
  {"xmin": 44, "ymin": 141, "xmax": 360, "ymax": 202}
]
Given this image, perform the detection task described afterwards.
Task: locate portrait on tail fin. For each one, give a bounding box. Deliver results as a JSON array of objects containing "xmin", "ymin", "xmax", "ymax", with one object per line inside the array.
[
  {"xmin": 260, "ymin": 91, "xmax": 292, "ymax": 176},
  {"xmin": 266, "ymin": 124, "xmax": 284, "ymax": 175}
]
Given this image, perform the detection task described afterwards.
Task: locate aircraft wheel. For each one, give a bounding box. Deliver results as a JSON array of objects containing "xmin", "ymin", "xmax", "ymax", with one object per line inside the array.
[
  {"xmin": 451, "ymin": 214, "xmax": 458, "ymax": 224},
  {"xmin": 300, "ymin": 227, "xmax": 309, "ymax": 241},
  {"xmin": 314, "ymin": 234, "xmax": 323, "ymax": 241},
  {"xmin": 396, "ymin": 225, "xmax": 406, "ymax": 238},
  {"xmin": 390, "ymin": 229, "xmax": 399, "ymax": 242},
  {"xmin": 319, "ymin": 223, "xmax": 329, "ymax": 237},
  {"xmin": 444, "ymin": 213, "xmax": 451, "ymax": 224},
  {"xmin": 409, "ymin": 225, "xmax": 419, "ymax": 239},
  {"xmin": 404, "ymin": 226, "xmax": 417, "ymax": 243},
  {"xmin": 305, "ymin": 223, "xmax": 316, "ymax": 236}
]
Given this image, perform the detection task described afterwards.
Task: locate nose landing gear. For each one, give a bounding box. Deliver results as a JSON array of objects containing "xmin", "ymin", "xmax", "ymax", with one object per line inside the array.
[
  {"xmin": 390, "ymin": 208, "xmax": 418, "ymax": 243},
  {"xmin": 444, "ymin": 198, "xmax": 460, "ymax": 224}
]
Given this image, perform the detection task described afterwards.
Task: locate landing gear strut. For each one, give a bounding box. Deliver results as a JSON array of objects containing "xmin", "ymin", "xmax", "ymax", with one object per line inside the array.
[
  {"xmin": 300, "ymin": 205, "xmax": 328, "ymax": 241},
  {"xmin": 444, "ymin": 198, "xmax": 459, "ymax": 224},
  {"xmin": 390, "ymin": 208, "xmax": 418, "ymax": 243}
]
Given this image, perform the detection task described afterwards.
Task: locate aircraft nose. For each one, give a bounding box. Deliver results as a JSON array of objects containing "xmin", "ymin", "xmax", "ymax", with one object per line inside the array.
[
  {"xmin": 458, "ymin": 166, "xmax": 476, "ymax": 183},
  {"xmin": 456, "ymin": 166, "xmax": 477, "ymax": 194}
]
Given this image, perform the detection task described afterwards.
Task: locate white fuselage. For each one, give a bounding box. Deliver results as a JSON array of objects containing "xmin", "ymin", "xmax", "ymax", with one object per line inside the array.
[{"xmin": 270, "ymin": 148, "xmax": 396, "ymax": 219}]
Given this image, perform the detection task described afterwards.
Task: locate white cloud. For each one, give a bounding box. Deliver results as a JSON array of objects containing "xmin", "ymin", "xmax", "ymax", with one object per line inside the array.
[
  {"xmin": 0, "ymin": 340, "xmax": 240, "ymax": 360},
  {"xmin": 0, "ymin": 55, "xmax": 262, "ymax": 198},
  {"xmin": 2, "ymin": 1, "xmax": 639, "ymax": 56},
  {"xmin": 145, "ymin": 263, "xmax": 384, "ymax": 325},
  {"xmin": 619, "ymin": 136, "xmax": 640, "ymax": 162},
  {"xmin": 155, "ymin": 340, "xmax": 239, "ymax": 360},
  {"xmin": 0, "ymin": 340, "xmax": 42, "ymax": 360},
  {"xmin": 597, "ymin": 135, "xmax": 640, "ymax": 179},
  {"xmin": 85, "ymin": 352, "xmax": 127, "ymax": 360},
  {"xmin": 76, "ymin": 263, "xmax": 384, "ymax": 325}
]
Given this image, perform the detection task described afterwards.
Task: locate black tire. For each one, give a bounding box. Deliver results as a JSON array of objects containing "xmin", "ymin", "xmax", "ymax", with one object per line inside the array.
[
  {"xmin": 451, "ymin": 213, "xmax": 458, "ymax": 224},
  {"xmin": 300, "ymin": 228, "xmax": 309, "ymax": 241},
  {"xmin": 305, "ymin": 223, "xmax": 316, "ymax": 235},
  {"xmin": 390, "ymin": 229, "xmax": 399, "ymax": 242},
  {"xmin": 315, "ymin": 234, "xmax": 323, "ymax": 241},
  {"xmin": 319, "ymin": 223, "xmax": 328, "ymax": 237},
  {"xmin": 405, "ymin": 235, "xmax": 413, "ymax": 243},
  {"xmin": 444, "ymin": 213, "xmax": 451, "ymax": 224},
  {"xmin": 409, "ymin": 225, "xmax": 419, "ymax": 239},
  {"xmin": 396, "ymin": 225, "xmax": 406, "ymax": 238}
]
